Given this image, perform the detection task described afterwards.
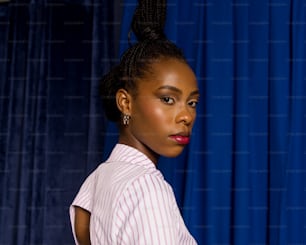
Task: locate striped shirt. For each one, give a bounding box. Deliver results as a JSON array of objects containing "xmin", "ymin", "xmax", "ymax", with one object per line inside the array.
[{"xmin": 70, "ymin": 144, "xmax": 197, "ymax": 245}]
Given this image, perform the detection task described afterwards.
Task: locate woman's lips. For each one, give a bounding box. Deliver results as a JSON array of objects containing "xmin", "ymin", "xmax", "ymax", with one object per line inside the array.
[{"xmin": 169, "ymin": 135, "xmax": 190, "ymax": 145}]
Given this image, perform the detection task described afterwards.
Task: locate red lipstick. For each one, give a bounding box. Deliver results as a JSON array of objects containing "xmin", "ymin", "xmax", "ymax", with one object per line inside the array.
[{"xmin": 170, "ymin": 135, "xmax": 190, "ymax": 145}]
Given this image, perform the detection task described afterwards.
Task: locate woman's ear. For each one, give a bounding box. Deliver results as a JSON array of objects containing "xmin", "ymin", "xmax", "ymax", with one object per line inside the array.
[{"xmin": 116, "ymin": 89, "xmax": 132, "ymax": 115}]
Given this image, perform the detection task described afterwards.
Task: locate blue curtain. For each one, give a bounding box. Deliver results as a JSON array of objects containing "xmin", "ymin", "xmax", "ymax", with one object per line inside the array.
[
  {"xmin": 119, "ymin": 0, "xmax": 305, "ymax": 245},
  {"xmin": 0, "ymin": 0, "xmax": 120, "ymax": 244},
  {"xmin": 1, "ymin": 0, "xmax": 305, "ymax": 245}
]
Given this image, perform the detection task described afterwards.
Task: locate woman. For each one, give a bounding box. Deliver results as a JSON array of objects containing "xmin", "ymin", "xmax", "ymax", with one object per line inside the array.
[{"xmin": 70, "ymin": 0, "xmax": 199, "ymax": 244}]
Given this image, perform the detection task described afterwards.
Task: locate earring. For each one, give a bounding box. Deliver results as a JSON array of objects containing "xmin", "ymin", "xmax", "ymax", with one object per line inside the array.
[{"xmin": 122, "ymin": 114, "xmax": 130, "ymax": 126}]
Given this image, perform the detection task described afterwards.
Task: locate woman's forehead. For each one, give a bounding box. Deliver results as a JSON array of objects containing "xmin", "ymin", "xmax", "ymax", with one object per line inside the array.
[{"xmin": 137, "ymin": 58, "xmax": 198, "ymax": 92}]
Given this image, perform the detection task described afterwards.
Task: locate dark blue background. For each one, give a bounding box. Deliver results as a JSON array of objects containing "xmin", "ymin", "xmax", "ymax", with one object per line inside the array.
[{"xmin": 0, "ymin": 0, "xmax": 305, "ymax": 244}]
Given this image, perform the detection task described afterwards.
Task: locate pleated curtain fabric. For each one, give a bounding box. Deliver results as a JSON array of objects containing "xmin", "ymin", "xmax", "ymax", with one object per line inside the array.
[
  {"xmin": 0, "ymin": 0, "xmax": 305, "ymax": 245},
  {"xmin": 0, "ymin": 0, "xmax": 119, "ymax": 244},
  {"xmin": 119, "ymin": 0, "xmax": 306, "ymax": 244}
]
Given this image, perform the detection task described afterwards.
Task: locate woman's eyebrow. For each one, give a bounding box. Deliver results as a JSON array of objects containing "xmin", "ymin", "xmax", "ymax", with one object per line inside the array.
[
  {"xmin": 190, "ymin": 90, "xmax": 200, "ymax": 97},
  {"xmin": 157, "ymin": 85, "xmax": 200, "ymax": 96},
  {"xmin": 157, "ymin": 85, "xmax": 182, "ymax": 94}
]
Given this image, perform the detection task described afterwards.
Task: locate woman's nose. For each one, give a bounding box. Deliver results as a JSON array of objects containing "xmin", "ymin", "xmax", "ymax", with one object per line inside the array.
[{"xmin": 175, "ymin": 105, "xmax": 195, "ymax": 125}]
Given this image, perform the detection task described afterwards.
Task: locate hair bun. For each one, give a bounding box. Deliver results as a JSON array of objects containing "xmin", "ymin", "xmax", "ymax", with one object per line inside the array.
[{"xmin": 131, "ymin": 0, "xmax": 167, "ymax": 42}]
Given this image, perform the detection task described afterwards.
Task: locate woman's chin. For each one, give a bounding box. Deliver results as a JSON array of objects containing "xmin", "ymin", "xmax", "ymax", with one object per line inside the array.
[{"xmin": 160, "ymin": 147, "xmax": 185, "ymax": 158}]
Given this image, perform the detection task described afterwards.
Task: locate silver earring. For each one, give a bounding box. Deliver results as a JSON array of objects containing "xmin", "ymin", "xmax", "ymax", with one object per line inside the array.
[{"xmin": 122, "ymin": 114, "xmax": 130, "ymax": 126}]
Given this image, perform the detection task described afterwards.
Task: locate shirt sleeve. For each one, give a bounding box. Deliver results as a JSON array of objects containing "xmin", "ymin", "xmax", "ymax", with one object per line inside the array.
[
  {"xmin": 113, "ymin": 174, "xmax": 178, "ymax": 245},
  {"xmin": 69, "ymin": 172, "xmax": 95, "ymax": 245}
]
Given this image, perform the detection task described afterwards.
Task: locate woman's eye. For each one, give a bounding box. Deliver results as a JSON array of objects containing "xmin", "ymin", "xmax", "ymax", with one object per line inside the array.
[
  {"xmin": 161, "ymin": 97, "xmax": 175, "ymax": 105},
  {"xmin": 188, "ymin": 100, "xmax": 198, "ymax": 108}
]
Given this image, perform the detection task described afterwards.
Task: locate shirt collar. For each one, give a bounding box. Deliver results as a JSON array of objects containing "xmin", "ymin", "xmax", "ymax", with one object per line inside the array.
[{"xmin": 106, "ymin": 144, "xmax": 156, "ymax": 170}]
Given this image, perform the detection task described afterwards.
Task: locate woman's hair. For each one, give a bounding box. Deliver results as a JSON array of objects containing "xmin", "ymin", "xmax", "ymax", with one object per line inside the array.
[{"xmin": 100, "ymin": 0, "xmax": 187, "ymax": 122}]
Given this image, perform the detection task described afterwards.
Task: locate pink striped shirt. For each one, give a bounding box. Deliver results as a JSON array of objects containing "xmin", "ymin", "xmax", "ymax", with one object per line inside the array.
[{"xmin": 70, "ymin": 144, "xmax": 197, "ymax": 244}]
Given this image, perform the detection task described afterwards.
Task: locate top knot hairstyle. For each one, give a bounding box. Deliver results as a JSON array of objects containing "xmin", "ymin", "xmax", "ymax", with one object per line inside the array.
[
  {"xmin": 131, "ymin": 0, "xmax": 167, "ymax": 41},
  {"xmin": 100, "ymin": 0, "xmax": 187, "ymax": 122}
]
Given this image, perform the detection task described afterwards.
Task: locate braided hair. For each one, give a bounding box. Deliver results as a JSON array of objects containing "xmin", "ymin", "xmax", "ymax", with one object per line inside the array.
[{"xmin": 100, "ymin": 0, "xmax": 187, "ymax": 122}]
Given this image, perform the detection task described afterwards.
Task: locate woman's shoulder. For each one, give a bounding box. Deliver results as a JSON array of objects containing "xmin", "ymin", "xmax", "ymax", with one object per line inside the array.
[
  {"xmin": 116, "ymin": 169, "xmax": 175, "ymax": 207},
  {"xmin": 94, "ymin": 159, "xmax": 165, "ymax": 191}
]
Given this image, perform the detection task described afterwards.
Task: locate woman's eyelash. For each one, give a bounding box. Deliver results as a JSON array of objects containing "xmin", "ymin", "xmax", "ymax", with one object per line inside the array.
[
  {"xmin": 160, "ymin": 97, "xmax": 199, "ymax": 107},
  {"xmin": 160, "ymin": 96, "xmax": 175, "ymax": 104},
  {"xmin": 188, "ymin": 100, "xmax": 198, "ymax": 108}
]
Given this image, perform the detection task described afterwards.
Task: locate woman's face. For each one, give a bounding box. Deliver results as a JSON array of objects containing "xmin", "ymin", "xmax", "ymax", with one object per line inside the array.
[{"xmin": 122, "ymin": 58, "xmax": 199, "ymax": 163}]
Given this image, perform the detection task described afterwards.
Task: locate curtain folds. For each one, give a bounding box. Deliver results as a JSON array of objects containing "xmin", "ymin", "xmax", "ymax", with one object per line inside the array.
[
  {"xmin": 0, "ymin": 0, "xmax": 305, "ymax": 245},
  {"xmin": 120, "ymin": 0, "xmax": 306, "ymax": 244},
  {"xmin": 0, "ymin": 1, "xmax": 119, "ymax": 244}
]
